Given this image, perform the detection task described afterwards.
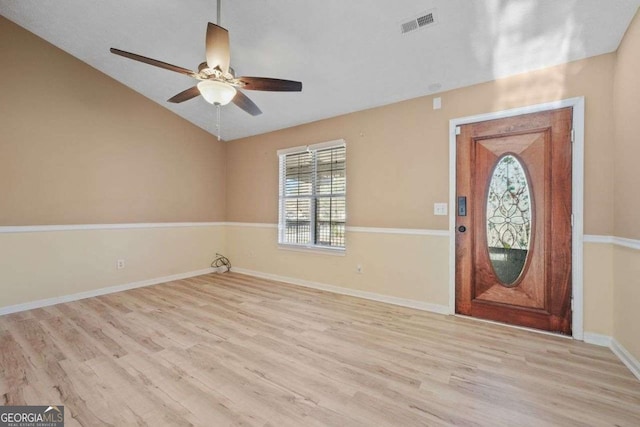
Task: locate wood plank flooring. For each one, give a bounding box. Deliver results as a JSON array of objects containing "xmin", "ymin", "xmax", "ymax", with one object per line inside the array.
[{"xmin": 1, "ymin": 272, "xmax": 639, "ymax": 426}]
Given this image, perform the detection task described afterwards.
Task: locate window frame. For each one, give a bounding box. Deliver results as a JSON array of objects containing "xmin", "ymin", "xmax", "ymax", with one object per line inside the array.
[{"xmin": 277, "ymin": 139, "xmax": 347, "ymax": 253}]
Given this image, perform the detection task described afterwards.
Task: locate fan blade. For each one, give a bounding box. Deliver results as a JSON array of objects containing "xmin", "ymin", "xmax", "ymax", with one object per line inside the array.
[
  {"xmin": 232, "ymin": 89, "xmax": 262, "ymax": 116},
  {"xmin": 206, "ymin": 23, "xmax": 230, "ymax": 74},
  {"xmin": 168, "ymin": 86, "xmax": 201, "ymax": 103},
  {"xmin": 237, "ymin": 77, "xmax": 302, "ymax": 92},
  {"xmin": 110, "ymin": 48, "xmax": 195, "ymax": 76}
]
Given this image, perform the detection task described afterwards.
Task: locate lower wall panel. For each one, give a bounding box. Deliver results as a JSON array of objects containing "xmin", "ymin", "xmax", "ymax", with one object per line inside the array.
[
  {"xmin": 0, "ymin": 225, "xmax": 225, "ymax": 309},
  {"xmin": 613, "ymin": 244, "xmax": 640, "ymax": 363},
  {"xmin": 583, "ymin": 242, "xmax": 614, "ymax": 336},
  {"xmin": 226, "ymin": 225, "xmax": 450, "ymax": 310}
]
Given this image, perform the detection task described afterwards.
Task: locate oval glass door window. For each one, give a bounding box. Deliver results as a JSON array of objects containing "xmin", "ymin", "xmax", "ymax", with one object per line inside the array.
[{"xmin": 486, "ymin": 155, "xmax": 532, "ymax": 286}]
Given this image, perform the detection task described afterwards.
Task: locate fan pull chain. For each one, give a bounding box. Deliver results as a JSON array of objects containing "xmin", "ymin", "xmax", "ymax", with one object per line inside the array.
[{"xmin": 216, "ymin": 103, "xmax": 222, "ymax": 141}]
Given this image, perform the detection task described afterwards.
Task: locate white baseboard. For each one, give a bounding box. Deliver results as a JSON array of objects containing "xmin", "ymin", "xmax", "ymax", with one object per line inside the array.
[
  {"xmin": 231, "ymin": 267, "xmax": 450, "ymax": 315},
  {"xmin": 0, "ymin": 267, "xmax": 220, "ymax": 316},
  {"xmin": 611, "ymin": 338, "xmax": 640, "ymax": 381},
  {"xmin": 583, "ymin": 332, "xmax": 613, "ymax": 347}
]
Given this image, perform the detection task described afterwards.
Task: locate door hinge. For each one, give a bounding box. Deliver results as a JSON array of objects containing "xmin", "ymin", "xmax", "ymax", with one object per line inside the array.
[
  {"xmin": 455, "ymin": 126, "xmax": 461, "ymax": 135},
  {"xmin": 571, "ymin": 214, "xmax": 574, "ymax": 227},
  {"xmin": 571, "ymin": 298, "xmax": 574, "ymax": 311},
  {"xmin": 570, "ymin": 129, "xmax": 575, "ymax": 143}
]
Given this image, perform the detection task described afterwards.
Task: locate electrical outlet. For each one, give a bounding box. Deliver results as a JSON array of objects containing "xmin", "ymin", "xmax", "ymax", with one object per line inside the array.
[
  {"xmin": 116, "ymin": 259, "xmax": 125, "ymax": 270},
  {"xmin": 356, "ymin": 264, "xmax": 363, "ymax": 274},
  {"xmin": 434, "ymin": 203, "xmax": 448, "ymax": 216}
]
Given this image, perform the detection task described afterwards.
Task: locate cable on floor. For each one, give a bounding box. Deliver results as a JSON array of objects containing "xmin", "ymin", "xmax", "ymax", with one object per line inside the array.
[{"xmin": 211, "ymin": 253, "xmax": 231, "ymax": 273}]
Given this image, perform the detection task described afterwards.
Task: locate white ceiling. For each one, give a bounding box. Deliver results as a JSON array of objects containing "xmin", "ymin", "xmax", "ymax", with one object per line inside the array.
[{"xmin": 1, "ymin": 0, "xmax": 639, "ymax": 141}]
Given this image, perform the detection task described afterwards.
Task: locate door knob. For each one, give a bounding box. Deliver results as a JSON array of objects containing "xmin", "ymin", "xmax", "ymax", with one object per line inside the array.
[{"xmin": 458, "ymin": 225, "xmax": 467, "ymax": 233}]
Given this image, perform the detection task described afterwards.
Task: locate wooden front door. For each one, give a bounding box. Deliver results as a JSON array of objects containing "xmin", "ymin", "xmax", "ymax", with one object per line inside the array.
[{"xmin": 455, "ymin": 108, "xmax": 573, "ymax": 334}]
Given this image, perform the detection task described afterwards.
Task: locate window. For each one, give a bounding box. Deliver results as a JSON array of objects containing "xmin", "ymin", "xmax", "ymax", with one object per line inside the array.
[{"xmin": 278, "ymin": 140, "xmax": 346, "ymax": 251}]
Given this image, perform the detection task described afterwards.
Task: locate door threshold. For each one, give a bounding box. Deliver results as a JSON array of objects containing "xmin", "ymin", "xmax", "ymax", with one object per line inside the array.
[{"xmin": 454, "ymin": 314, "xmax": 573, "ymax": 340}]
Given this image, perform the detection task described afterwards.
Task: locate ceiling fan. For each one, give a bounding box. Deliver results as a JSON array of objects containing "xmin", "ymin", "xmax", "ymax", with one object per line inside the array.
[{"xmin": 109, "ymin": 0, "xmax": 302, "ymax": 118}]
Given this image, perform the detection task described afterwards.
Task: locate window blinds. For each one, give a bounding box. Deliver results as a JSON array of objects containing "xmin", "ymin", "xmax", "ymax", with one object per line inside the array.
[{"xmin": 279, "ymin": 143, "xmax": 346, "ymax": 249}]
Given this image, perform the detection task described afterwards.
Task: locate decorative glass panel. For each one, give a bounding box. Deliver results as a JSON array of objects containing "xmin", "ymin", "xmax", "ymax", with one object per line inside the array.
[{"xmin": 486, "ymin": 155, "xmax": 532, "ymax": 285}]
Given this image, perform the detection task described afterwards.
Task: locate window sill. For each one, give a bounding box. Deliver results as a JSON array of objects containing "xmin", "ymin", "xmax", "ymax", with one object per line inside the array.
[{"xmin": 277, "ymin": 244, "xmax": 346, "ymax": 256}]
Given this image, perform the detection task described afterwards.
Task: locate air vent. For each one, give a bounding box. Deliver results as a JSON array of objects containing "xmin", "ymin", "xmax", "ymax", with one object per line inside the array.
[
  {"xmin": 401, "ymin": 10, "xmax": 437, "ymax": 34},
  {"xmin": 401, "ymin": 20, "xmax": 419, "ymax": 34},
  {"xmin": 417, "ymin": 13, "xmax": 434, "ymax": 27}
]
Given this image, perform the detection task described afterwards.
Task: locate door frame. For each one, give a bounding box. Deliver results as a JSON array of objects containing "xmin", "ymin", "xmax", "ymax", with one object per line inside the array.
[{"xmin": 448, "ymin": 97, "xmax": 585, "ymax": 340}]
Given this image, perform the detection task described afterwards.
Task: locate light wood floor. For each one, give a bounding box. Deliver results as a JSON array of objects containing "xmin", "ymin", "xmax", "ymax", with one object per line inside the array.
[{"xmin": 1, "ymin": 273, "xmax": 639, "ymax": 426}]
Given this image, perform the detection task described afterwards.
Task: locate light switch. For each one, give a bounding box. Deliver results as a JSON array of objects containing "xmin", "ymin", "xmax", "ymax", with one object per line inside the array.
[{"xmin": 434, "ymin": 203, "xmax": 448, "ymax": 216}]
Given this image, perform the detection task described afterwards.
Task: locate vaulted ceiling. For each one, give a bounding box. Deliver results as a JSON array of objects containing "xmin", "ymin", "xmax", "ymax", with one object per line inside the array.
[{"xmin": 1, "ymin": 0, "xmax": 639, "ymax": 140}]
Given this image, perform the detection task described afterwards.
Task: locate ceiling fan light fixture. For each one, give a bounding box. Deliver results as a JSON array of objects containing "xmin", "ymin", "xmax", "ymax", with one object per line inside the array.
[{"xmin": 197, "ymin": 80, "xmax": 237, "ymax": 105}]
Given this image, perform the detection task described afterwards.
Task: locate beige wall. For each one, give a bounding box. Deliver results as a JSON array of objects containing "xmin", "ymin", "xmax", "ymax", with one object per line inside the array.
[
  {"xmin": 227, "ymin": 53, "xmax": 616, "ymax": 234},
  {"xmin": 612, "ymin": 9, "xmax": 640, "ymax": 362},
  {"xmin": 583, "ymin": 243, "xmax": 614, "ymax": 336},
  {"xmin": 613, "ymin": 10, "xmax": 640, "ymax": 241},
  {"xmin": 0, "ymin": 17, "xmax": 226, "ymax": 225},
  {"xmin": 226, "ymin": 226, "xmax": 450, "ymax": 309},
  {"xmin": 0, "ymin": 225, "xmax": 225, "ymax": 309},
  {"xmin": 0, "ymin": 18, "xmax": 227, "ymax": 312},
  {"xmin": 613, "ymin": 246, "xmax": 640, "ymax": 360}
]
